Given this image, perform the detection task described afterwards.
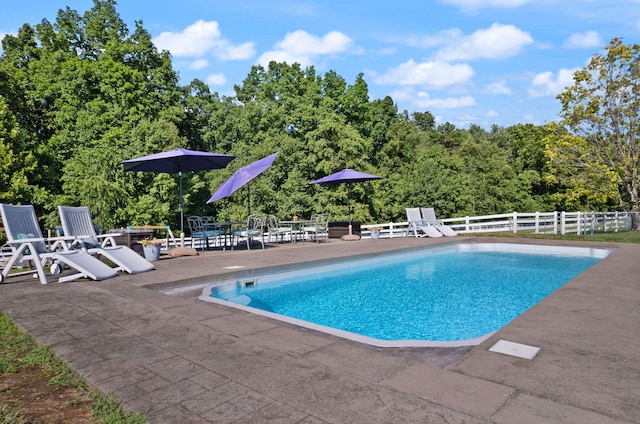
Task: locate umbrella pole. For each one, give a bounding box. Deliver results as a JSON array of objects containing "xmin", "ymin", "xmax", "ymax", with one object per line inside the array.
[
  {"xmin": 340, "ymin": 183, "xmax": 359, "ymax": 241},
  {"xmin": 179, "ymin": 171, "xmax": 184, "ymax": 246},
  {"xmin": 348, "ymin": 184, "xmax": 352, "ymax": 235}
]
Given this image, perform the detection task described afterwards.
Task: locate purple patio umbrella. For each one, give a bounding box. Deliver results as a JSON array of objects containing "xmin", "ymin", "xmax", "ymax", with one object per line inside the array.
[
  {"xmin": 207, "ymin": 152, "xmax": 279, "ymax": 215},
  {"xmin": 123, "ymin": 148, "xmax": 236, "ymax": 233},
  {"xmin": 309, "ymin": 168, "xmax": 381, "ymax": 240}
]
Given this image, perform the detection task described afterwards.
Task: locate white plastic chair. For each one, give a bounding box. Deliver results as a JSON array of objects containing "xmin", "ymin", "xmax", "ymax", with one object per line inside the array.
[
  {"xmin": 421, "ymin": 207, "xmax": 458, "ymax": 237},
  {"xmin": 1, "ymin": 203, "xmax": 117, "ymax": 284},
  {"xmin": 405, "ymin": 207, "xmax": 443, "ymax": 238},
  {"xmin": 58, "ymin": 206, "xmax": 155, "ymax": 273}
]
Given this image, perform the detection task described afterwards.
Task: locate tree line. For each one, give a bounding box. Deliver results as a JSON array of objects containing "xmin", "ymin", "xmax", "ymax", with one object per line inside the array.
[{"xmin": 1, "ymin": 0, "xmax": 638, "ymax": 234}]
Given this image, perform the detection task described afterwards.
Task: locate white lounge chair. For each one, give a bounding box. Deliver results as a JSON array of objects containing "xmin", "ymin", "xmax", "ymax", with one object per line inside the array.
[
  {"xmin": 58, "ymin": 206, "xmax": 155, "ymax": 274},
  {"xmin": 421, "ymin": 207, "xmax": 458, "ymax": 237},
  {"xmin": 0, "ymin": 203, "xmax": 117, "ymax": 284},
  {"xmin": 405, "ymin": 207, "xmax": 443, "ymax": 238}
]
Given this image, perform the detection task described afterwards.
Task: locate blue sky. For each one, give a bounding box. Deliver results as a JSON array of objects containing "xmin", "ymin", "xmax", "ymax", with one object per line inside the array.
[{"xmin": 2, "ymin": 0, "xmax": 639, "ymax": 128}]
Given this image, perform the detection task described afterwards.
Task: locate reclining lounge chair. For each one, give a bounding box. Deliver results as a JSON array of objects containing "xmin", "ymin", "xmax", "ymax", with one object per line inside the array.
[
  {"xmin": 58, "ymin": 206, "xmax": 155, "ymax": 274},
  {"xmin": 421, "ymin": 207, "xmax": 458, "ymax": 236},
  {"xmin": 0, "ymin": 203, "xmax": 117, "ymax": 284},
  {"xmin": 405, "ymin": 207, "xmax": 443, "ymax": 238}
]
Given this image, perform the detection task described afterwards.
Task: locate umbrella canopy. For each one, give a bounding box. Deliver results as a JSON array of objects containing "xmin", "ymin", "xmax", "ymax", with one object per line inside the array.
[
  {"xmin": 309, "ymin": 168, "xmax": 381, "ymax": 226},
  {"xmin": 309, "ymin": 168, "xmax": 381, "ymax": 185},
  {"xmin": 122, "ymin": 148, "xmax": 235, "ymax": 173},
  {"xmin": 123, "ymin": 148, "xmax": 236, "ymax": 233},
  {"xmin": 207, "ymin": 152, "xmax": 279, "ymax": 215}
]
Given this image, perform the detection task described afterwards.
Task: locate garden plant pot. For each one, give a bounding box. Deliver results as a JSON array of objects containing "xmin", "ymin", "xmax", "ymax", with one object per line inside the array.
[{"xmin": 143, "ymin": 244, "xmax": 161, "ymax": 261}]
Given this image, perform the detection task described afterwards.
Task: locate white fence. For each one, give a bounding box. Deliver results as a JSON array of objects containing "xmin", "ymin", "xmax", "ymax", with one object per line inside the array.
[{"xmin": 361, "ymin": 211, "xmax": 635, "ymax": 239}]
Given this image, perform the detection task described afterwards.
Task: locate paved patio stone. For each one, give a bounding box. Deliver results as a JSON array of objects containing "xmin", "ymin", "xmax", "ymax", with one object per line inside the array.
[
  {"xmin": 491, "ymin": 393, "xmax": 631, "ymax": 424},
  {"xmin": 382, "ymin": 364, "xmax": 514, "ymax": 418},
  {"xmin": 0, "ymin": 237, "xmax": 637, "ymax": 423}
]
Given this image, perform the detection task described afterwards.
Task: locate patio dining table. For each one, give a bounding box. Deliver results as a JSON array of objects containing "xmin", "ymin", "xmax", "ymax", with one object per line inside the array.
[{"xmin": 280, "ymin": 219, "xmax": 313, "ymax": 243}]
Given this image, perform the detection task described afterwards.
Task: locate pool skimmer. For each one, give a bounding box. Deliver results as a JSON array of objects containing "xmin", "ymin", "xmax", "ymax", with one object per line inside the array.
[{"xmin": 241, "ymin": 278, "xmax": 257, "ymax": 288}]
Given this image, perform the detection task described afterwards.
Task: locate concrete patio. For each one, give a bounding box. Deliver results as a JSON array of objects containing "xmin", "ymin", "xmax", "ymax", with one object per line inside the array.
[{"xmin": 0, "ymin": 236, "xmax": 638, "ymax": 423}]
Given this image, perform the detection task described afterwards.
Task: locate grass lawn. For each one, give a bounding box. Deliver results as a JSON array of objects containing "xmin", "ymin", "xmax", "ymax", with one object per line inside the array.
[{"xmin": 0, "ymin": 310, "xmax": 148, "ymax": 424}]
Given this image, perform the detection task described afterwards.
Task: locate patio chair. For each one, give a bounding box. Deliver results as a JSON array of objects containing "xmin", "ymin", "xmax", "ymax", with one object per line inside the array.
[
  {"xmin": 234, "ymin": 215, "xmax": 266, "ymax": 250},
  {"xmin": 421, "ymin": 207, "xmax": 458, "ymax": 236},
  {"xmin": 405, "ymin": 207, "xmax": 443, "ymax": 238},
  {"xmin": 266, "ymin": 215, "xmax": 293, "ymax": 243},
  {"xmin": 303, "ymin": 213, "xmax": 330, "ymax": 242},
  {"xmin": 187, "ymin": 216, "xmax": 223, "ymax": 251},
  {"xmin": 0, "ymin": 203, "xmax": 117, "ymax": 284},
  {"xmin": 58, "ymin": 206, "xmax": 155, "ymax": 274}
]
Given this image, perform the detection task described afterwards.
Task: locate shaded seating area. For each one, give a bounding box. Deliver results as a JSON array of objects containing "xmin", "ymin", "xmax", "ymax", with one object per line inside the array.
[
  {"xmin": 0, "ymin": 203, "xmax": 117, "ymax": 284},
  {"xmin": 58, "ymin": 206, "xmax": 155, "ymax": 274},
  {"xmin": 179, "ymin": 213, "xmax": 335, "ymax": 250}
]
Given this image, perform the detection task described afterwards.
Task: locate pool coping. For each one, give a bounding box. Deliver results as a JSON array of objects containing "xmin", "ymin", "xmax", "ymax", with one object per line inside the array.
[{"xmin": 193, "ymin": 241, "xmax": 609, "ymax": 348}]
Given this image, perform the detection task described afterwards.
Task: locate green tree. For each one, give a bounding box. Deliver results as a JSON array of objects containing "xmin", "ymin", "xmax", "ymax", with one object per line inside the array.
[
  {"xmin": 0, "ymin": 0, "xmax": 184, "ymax": 229},
  {"xmin": 0, "ymin": 95, "xmax": 46, "ymax": 206},
  {"xmin": 557, "ymin": 38, "xmax": 640, "ymax": 228},
  {"xmin": 542, "ymin": 122, "xmax": 619, "ymax": 211}
]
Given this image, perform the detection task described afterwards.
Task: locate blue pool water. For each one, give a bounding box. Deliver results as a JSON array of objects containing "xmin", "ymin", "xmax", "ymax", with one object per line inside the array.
[{"xmin": 202, "ymin": 243, "xmax": 608, "ymax": 346}]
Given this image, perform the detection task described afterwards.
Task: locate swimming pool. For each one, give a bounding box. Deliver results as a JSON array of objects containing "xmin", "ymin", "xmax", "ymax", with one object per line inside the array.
[{"xmin": 199, "ymin": 243, "xmax": 610, "ymax": 347}]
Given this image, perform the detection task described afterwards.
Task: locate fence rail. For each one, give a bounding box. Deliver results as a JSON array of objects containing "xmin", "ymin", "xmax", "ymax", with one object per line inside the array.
[{"xmin": 361, "ymin": 211, "xmax": 635, "ymax": 239}]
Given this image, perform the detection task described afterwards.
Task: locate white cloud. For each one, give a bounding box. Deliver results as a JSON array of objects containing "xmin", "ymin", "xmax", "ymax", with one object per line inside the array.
[
  {"xmin": 388, "ymin": 87, "xmax": 415, "ymax": 102},
  {"xmin": 439, "ymin": 0, "xmax": 547, "ymax": 11},
  {"xmin": 435, "ymin": 23, "xmax": 533, "ymax": 61},
  {"xmin": 413, "ymin": 92, "xmax": 476, "ymax": 108},
  {"xmin": 277, "ymin": 30, "xmax": 352, "ymax": 55},
  {"xmin": 375, "ymin": 59, "xmax": 475, "ymax": 88},
  {"xmin": 485, "ymin": 80, "xmax": 513, "ymax": 95},
  {"xmin": 206, "ymin": 73, "xmax": 227, "ymax": 85},
  {"xmin": 406, "ymin": 29, "xmax": 463, "ymax": 48},
  {"xmin": 257, "ymin": 30, "xmax": 353, "ymax": 67},
  {"xmin": 563, "ymin": 30, "xmax": 603, "ymax": 49},
  {"xmin": 219, "ymin": 43, "xmax": 256, "ymax": 60},
  {"xmin": 487, "ymin": 109, "xmax": 499, "ymax": 118},
  {"xmin": 152, "ymin": 20, "xmax": 255, "ymax": 61},
  {"xmin": 528, "ymin": 68, "xmax": 577, "ymax": 97},
  {"xmin": 189, "ymin": 59, "xmax": 209, "ymax": 70}
]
